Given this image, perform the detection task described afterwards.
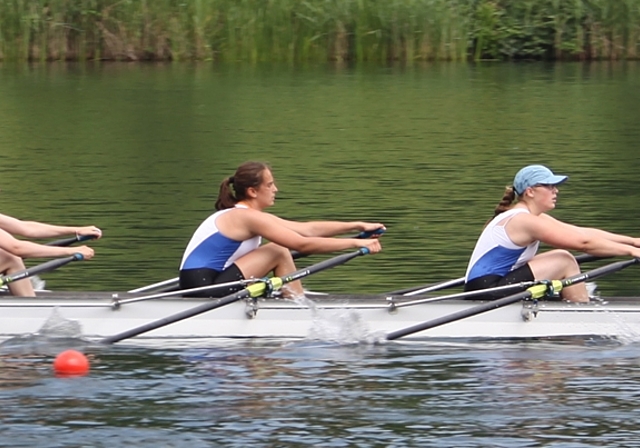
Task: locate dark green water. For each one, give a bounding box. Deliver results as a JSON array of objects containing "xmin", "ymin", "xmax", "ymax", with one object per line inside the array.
[{"xmin": 1, "ymin": 61, "xmax": 639, "ymax": 295}]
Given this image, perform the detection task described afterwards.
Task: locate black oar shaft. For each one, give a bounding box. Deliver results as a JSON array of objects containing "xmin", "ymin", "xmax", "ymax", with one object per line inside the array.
[
  {"xmin": 389, "ymin": 253, "xmax": 609, "ymax": 297},
  {"xmin": 386, "ymin": 290, "xmax": 532, "ymax": 341},
  {"xmin": 386, "ymin": 258, "xmax": 640, "ymax": 341},
  {"xmin": 0, "ymin": 254, "xmax": 83, "ymax": 286},
  {"xmin": 101, "ymin": 289, "xmax": 252, "ymax": 344},
  {"xmin": 102, "ymin": 248, "xmax": 369, "ymax": 345}
]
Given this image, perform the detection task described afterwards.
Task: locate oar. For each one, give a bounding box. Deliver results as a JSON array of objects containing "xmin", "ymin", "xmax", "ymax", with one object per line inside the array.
[
  {"xmin": 102, "ymin": 248, "xmax": 371, "ymax": 344},
  {"xmin": 129, "ymin": 228, "xmax": 385, "ymax": 294},
  {"xmin": 386, "ymin": 257, "xmax": 639, "ymax": 341},
  {"xmin": 388, "ymin": 252, "xmax": 610, "ymax": 296},
  {"xmin": 289, "ymin": 228, "xmax": 385, "ymax": 259},
  {"xmin": 114, "ymin": 278, "xmax": 262, "ymax": 307},
  {"xmin": 0, "ymin": 254, "xmax": 85, "ymax": 287},
  {"xmin": 45, "ymin": 234, "xmax": 96, "ymax": 247}
]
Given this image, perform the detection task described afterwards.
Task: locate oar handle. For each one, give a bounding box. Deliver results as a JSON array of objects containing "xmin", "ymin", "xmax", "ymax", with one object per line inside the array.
[
  {"xmin": 574, "ymin": 253, "xmax": 609, "ymax": 264},
  {"xmin": 0, "ymin": 253, "xmax": 84, "ymax": 286},
  {"xmin": 292, "ymin": 229, "xmax": 383, "ymax": 260},
  {"xmin": 46, "ymin": 234, "xmax": 96, "ymax": 247},
  {"xmin": 357, "ymin": 228, "xmax": 385, "ymax": 238}
]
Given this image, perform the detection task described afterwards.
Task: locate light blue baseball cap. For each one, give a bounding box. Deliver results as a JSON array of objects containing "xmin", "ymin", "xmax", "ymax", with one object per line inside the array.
[{"xmin": 513, "ymin": 165, "xmax": 568, "ymax": 195}]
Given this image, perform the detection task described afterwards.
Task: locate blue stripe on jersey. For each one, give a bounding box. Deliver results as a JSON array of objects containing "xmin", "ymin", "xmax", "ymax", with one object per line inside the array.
[
  {"xmin": 467, "ymin": 246, "xmax": 526, "ymax": 281},
  {"xmin": 181, "ymin": 232, "xmax": 241, "ymax": 271}
]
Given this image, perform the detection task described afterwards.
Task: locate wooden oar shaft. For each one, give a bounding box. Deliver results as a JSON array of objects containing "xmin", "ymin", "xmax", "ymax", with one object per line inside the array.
[
  {"xmin": 102, "ymin": 248, "xmax": 369, "ymax": 344},
  {"xmin": 386, "ymin": 258, "xmax": 639, "ymax": 341}
]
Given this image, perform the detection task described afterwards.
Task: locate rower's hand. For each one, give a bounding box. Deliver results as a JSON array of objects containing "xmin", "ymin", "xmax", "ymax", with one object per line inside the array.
[
  {"xmin": 355, "ymin": 238, "xmax": 382, "ymax": 254},
  {"xmin": 72, "ymin": 246, "xmax": 95, "ymax": 260},
  {"xmin": 360, "ymin": 223, "xmax": 386, "ymax": 238},
  {"xmin": 77, "ymin": 226, "xmax": 103, "ymax": 239}
]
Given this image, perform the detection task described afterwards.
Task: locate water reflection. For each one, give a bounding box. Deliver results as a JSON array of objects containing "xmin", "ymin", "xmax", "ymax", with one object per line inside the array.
[
  {"xmin": 1, "ymin": 62, "xmax": 639, "ymax": 297},
  {"xmin": 2, "ymin": 337, "xmax": 640, "ymax": 445}
]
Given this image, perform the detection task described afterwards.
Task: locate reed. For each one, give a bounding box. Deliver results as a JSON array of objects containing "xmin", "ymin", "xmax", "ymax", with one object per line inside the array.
[{"xmin": 0, "ymin": 0, "xmax": 638, "ymax": 62}]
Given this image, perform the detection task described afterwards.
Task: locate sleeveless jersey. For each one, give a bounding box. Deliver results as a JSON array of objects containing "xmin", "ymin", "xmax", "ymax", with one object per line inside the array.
[
  {"xmin": 180, "ymin": 205, "xmax": 262, "ymax": 271},
  {"xmin": 465, "ymin": 208, "xmax": 539, "ymax": 282}
]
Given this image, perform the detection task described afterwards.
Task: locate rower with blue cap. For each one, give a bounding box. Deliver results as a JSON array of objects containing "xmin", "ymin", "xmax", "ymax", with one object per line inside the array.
[{"xmin": 464, "ymin": 164, "xmax": 640, "ymax": 303}]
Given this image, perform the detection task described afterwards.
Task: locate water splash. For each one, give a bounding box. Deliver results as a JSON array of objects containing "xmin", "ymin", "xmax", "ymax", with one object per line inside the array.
[
  {"xmin": 292, "ymin": 296, "xmax": 380, "ymax": 345},
  {"xmin": 0, "ymin": 308, "xmax": 89, "ymax": 355},
  {"xmin": 586, "ymin": 283, "xmax": 640, "ymax": 344}
]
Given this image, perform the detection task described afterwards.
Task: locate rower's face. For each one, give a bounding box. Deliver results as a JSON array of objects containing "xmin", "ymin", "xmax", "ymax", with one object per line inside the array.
[
  {"xmin": 256, "ymin": 169, "xmax": 278, "ymax": 207},
  {"xmin": 530, "ymin": 184, "xmax": 559, "ymax": 210}
]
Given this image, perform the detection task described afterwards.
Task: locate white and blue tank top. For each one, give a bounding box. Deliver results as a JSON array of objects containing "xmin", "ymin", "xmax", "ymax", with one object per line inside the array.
[
  {"xmin": 465, "ymin": 208, "xmax": 539, "ymax": 282},
  {"xmin": 180, "ymin": 205, "xmax": 262, "ymax": 271}
]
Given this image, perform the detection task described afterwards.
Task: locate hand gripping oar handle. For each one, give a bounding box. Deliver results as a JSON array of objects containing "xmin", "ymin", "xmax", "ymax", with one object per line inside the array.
[
  {"xmin": 385, "ymin": 257, "xmax": 640, "ymax": 341},
  {"xmin": 291, "ymin": 228, "xmax": 384, "ymax": 260},
  {"xmin": 46, "ymin": 234, "xmax": 96, "ymax": 247},
  {"xmin": 102, "ymin": 248, "xmax": 371, "ymax": 344},
  {"xmin": 0, "ymin": 253, "xmax": 85, "ymax": 287}
]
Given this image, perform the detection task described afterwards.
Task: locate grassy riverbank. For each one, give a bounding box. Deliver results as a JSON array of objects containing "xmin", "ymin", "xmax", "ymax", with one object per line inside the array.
[{"xmin": 0, "ymin": 0, "xmax": 638, "ymax": 62}]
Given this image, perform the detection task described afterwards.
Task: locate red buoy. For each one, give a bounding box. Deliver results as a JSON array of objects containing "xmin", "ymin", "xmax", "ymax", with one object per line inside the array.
[{"xmin": 53, "ymin": 349, "xmax": 90, "ymax": 376}]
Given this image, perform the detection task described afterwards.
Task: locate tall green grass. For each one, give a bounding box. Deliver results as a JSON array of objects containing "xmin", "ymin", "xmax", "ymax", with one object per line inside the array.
[{"xmin": 0, "ymin": 0, "xmax": 638, "ymax": 62}]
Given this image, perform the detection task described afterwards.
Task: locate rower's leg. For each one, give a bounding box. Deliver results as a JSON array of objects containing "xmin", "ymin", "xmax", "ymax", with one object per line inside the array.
[
  {"xmin": 0, "ymin": 250, "xmax": 35, "ymax": 297},
  {"xmin": 528, "ymin": 250, "xmax": 588, "ymax": 303},
  {"xmin": 235, "ymin": 243, "xmax": 304, "ymax": 297}
]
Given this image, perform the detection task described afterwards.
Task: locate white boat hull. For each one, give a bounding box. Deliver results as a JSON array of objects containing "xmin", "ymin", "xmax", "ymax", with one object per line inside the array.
[{"xmin": 2, "ymin": 291, "xmax": 640, "ymax": 342}]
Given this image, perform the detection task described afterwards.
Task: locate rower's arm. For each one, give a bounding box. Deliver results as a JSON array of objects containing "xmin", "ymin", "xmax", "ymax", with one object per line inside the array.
[
  {"xmin": 528, "ymin": 214, "xmax": 640, "ymax": 258},
  {"xmin": 277, "ymin": 217, "xmax": 384, "ymax": 237},
  {"xmin": 0, "ymin": 213, "xmax": 101, "ymax": 239}
]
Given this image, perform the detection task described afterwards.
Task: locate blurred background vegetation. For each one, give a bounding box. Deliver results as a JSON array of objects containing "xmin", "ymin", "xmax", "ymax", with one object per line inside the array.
[{"xmin": 0, "ymin": 0, "xmax": 638, "ymax": 62}]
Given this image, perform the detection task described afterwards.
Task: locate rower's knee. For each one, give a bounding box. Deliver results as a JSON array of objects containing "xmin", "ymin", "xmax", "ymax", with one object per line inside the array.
[
  {"xmin": 0, "ymin": 251, "xmax": 26, "ymax": 274},
  {"xmin": 547, "ymin": 249, "xmax": 581, "ymax": 279},
  {"xmin": 556, "ymin": 249, "xmax": 580, "ymax": 270},
  {"xmin": 270, "ymin": 243, "xmax": 294, "ymax": 262}
]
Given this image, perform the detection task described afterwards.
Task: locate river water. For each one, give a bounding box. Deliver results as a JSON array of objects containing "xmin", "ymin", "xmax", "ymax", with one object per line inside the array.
[{"xmin": 1, "ymin": 61, "xmax": 640, "ymax": 446}]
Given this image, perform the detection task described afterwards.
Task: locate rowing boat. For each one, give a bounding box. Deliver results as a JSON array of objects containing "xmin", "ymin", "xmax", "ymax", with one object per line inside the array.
[
  {"xmin": 2, "ymin": 290, "xmax": 640, "ymax": 341},
  {"xmin": 1, "ymin": 249, "xmax": 638, "ymax": 343}
]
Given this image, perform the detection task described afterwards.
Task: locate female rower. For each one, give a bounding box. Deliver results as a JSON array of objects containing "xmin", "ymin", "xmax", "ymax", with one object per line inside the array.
[
  {"xmin": 464, "ymin": 164, "xmax": 640, "ymax": 303},
  {"xmin": 0, "ymin": 214, "xmax": 101, "ymax": 296},
  {"xmin": 179, "ymin": 161, "xmax": 384, "ymax": 298}
]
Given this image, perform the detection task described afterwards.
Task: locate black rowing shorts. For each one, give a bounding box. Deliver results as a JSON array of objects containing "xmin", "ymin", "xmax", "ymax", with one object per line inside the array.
[
  {"xmin": 464, "ymin": 264, "xmax": 535, "ymax": 300},
  {"xmin": 179, "ymin": 264, "xmax": 245, "ymax": 298}
]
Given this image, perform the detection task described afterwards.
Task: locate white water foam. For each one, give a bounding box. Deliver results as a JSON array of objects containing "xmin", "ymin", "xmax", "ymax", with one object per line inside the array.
[
  {"xmin": 0, "ymin": 307, "xmax": 87, "ymax": 354},
  {"xmin": 583, "ymin": 283, "xmax": 640, "ymax": 344},
  {"xmin": 36, "ymin": 307, "xmax": 84, "ymax": 339},
  {"xmin": 292, "ymin": 295, "xmax": 382, "ymax": 345}
]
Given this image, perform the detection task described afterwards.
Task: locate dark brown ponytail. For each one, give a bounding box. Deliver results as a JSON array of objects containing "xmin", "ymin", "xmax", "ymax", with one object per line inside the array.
[
  {"xmin": 484, "ymin": 185, "xmax": 517, "ymax": 225},
  {"xmin": 214, "ymin": 161, "xmax": 270, "ymax": 210}
]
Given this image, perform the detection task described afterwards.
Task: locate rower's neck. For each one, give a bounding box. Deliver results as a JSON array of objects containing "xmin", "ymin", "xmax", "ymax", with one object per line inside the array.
[{"xmin": 236, "ymin": 201, "xmax": 258, "ymax": 210}]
